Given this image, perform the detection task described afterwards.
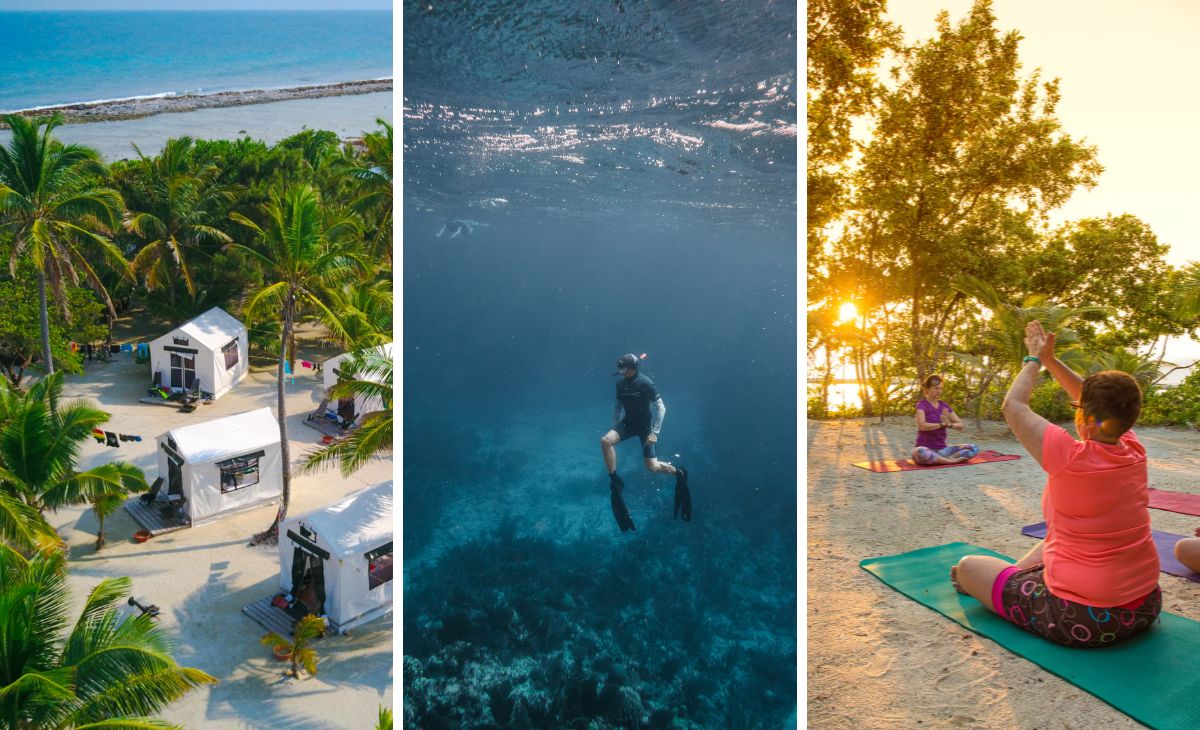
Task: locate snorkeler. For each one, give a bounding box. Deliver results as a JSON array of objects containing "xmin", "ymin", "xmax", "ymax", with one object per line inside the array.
[{"xmin": 600, "ymin": 353, "xmax": 692, "ymax": 532}]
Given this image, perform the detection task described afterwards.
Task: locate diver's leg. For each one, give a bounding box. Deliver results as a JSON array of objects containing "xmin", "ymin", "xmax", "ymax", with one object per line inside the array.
[{"xmin": 601, "ymin": 429, "xmax": 620, "ymax": 474}]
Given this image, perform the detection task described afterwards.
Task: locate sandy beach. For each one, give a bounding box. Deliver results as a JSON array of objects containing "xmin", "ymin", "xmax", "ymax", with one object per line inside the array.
[
  {"xmin": 44, "ymin": 342, "xmax": 393, "ymax": 729},
  {"xmin": 807, "ymin": 416, "xmax": 1200, "ymax": 729}
]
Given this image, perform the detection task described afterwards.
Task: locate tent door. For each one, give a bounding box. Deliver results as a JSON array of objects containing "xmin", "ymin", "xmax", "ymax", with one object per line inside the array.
[
  {"xmin": 170, "ymin": 352, "xmax": 196, "ymax": 389},
  {"xmin": 166, "ymin": 453, "xmax": 184, "ymax": 497},
  {"xmin": 290, "ymin": 547, "xmax": 327, "ymax": 617},
  {"xmin": 338, "ymin": 396, "xmax": 355, "ymax": 424}
]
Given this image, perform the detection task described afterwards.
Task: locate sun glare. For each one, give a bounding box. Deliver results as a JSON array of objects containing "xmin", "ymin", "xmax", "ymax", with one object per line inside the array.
[{"xmin": 837, "ymin": 301, "xmax": 858, "ymax": 324}]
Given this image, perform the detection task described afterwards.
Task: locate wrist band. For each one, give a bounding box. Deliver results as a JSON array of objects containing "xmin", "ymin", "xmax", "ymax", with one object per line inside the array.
[{"xmin": 1022, "ymin": 355, "xmax": 1041, "ymax": 366}]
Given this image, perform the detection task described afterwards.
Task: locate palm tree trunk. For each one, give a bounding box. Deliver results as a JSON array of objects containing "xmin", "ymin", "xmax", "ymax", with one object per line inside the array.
[
  {"xmin": 255, "ymin": 296, "xmax": 294, "ymax": 545},
  {"xmin": 37, "ymin": 270, "xmax": 54, "ymax": 375}
]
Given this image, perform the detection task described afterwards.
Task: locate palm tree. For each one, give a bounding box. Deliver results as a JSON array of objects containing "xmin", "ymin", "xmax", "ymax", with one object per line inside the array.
[
  {"xmin": 323, "ymin": 275, "xmax": 393, "ymax": 348},
  {"xmin": 260, "ymin": 613, "xmax": 325, "ymax": 679},
  {"xmin": 301, "ymin": 346, "xmax": 392, "ymax": 477},
  {"xmin": 121, "ymin": 136, "xmax": 234, "ymax": 308},
  {"xmin": 0, "ymin": 113, "xmax": 129, "ymax": 375},
  {"xmin": 229, "ymin": 185, "xmax": 362, "ymax": 544},
  {"xmin": 0, "ymin": 373, "xmax": 148, "ymax": 539},
  {"xmin": 0, "ymin": 544, "xmax": 216, "ymax": 727},
  {"xmin": 341, "ymin": 119, "xmax": 392, "ymax": 263}
]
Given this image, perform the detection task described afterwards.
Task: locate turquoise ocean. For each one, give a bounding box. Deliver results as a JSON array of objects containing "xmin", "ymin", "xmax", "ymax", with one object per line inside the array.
[{"xmin": 0, "ymin": 11, "xmax": 392, "ymax": 112}]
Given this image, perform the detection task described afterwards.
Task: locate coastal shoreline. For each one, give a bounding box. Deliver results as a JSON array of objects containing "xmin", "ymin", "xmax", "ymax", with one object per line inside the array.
[{"xmin": 2, "ymin": 78, "xmax": 392, "ymax": 126}]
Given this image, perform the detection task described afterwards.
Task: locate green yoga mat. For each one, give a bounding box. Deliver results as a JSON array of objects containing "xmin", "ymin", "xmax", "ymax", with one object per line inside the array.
[{"xmin": 860, "ymin": 542, "xmax": 1200, "ymax": 730}]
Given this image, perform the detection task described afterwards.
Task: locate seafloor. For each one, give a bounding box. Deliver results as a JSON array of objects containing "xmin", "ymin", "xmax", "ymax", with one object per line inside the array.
[{"xmin": 402, "ymin": 409, "xmax": 797, "ymax": 729}]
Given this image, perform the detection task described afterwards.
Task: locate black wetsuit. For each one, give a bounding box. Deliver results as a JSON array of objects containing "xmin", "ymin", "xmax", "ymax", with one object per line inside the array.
[{"xmin": 615, "ymin": 372, "xmax": 662, "ymax": 458}]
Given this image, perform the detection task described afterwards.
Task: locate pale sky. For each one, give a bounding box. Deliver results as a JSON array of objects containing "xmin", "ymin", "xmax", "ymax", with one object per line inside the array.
[
  {"xmin": 885, "ymin": 2, "xmax": 1200, "ymax": 373},
  {"xmin": 885, "ymin": 1, "xmax": 1200, "ymax": 267}
]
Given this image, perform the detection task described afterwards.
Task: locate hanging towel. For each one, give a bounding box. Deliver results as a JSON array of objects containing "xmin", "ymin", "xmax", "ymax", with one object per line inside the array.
[
  {"xmin": 301, "ymin": 360, "xmax": 313, "ymax": 368},
  {"xmin": 133, "ymin": 435, "xmax": 142, "ymax": 442},
  {"xmin": 93, "ymin": 433, "xmax": 105, "ymax": 444},
  {"xmin": 109, "ymin": 344, "xmax": 120, "ymax": 354},
  {"xmin": 118, "ymin": 433, "xmax": 130, "ymax": 442},
  {"xmin": 71, "ymin": 343, "xmax": 78, "ymax": 352},
  {"xmin": 137, "ymin": 343, "xmax": 149, "ymax": 358},
  {"xmin": 104, "ymin": 432, "xmax": 119, "ymax": 448},
  {"xmin": 120, "ymin": 344, "xmax": 133, "ymax": 353},
  {"xmin": 92, "ymin": 428, "xmax": 104, "ymax": 437},
  {"xmin": 284, "ymin": 361, "xmax": 293, "ymax": 374}
]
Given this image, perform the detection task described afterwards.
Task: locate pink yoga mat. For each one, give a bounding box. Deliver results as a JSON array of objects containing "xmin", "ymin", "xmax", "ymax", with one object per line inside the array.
[
  {"xmin": 851, "ymin": 450, "xmax": 1021, "ymax": 473},
  {"xmin": 1147, "ymin": 488, "xmax": 1200, "ymax": 517}
]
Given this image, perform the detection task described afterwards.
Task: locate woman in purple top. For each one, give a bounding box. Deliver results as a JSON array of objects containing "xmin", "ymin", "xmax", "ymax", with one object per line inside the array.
[{"xmin": 912, "ymin": 374, "xmax": 979, "ymax": 465}]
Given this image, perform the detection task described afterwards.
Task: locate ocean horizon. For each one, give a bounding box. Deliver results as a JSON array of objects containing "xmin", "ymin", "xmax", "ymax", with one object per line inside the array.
[{"xmin": 0, "ymin": 10, "xmax": 392, "ymax": 112}]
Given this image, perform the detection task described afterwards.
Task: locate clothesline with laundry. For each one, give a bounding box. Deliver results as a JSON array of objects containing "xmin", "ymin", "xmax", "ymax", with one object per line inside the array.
[
  {"xmin": 70, "ymin": 341, "xmax": 324, "ymax": 371},
  {"xmin": 91, "ymin": 428, "xmax": 143, "ymax": 447}
]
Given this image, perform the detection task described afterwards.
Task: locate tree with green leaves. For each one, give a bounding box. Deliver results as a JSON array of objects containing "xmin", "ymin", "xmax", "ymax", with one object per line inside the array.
[
  {"xmin": 807, "ymin": 0, "xmax": 896, "ymax": 276},
  {"xmin": 844, "ymin": 0, "xmax": 1102, "ymax": 381},
  {"xmin": 0, "ymin": 373, "xmax": 148, "ymax": 542},
  {"xmin": 0, "ymin": 275, "xmax": 107, "ymax": 388},
  {"xmin": 341, "ymin": 119, "xmax": 393, "ymax": 263},
  {"xmin": 0, "ymin": 544, "xmax": 216, "ymax": 727},
  {"xmin": 261, "ymin": 614, "xmax": 325, "ymax": 679},
  {"xmin": 0, "ymin": 113, "xmax": 130, "ymax": 376},
  {"xmin": 118, "ymin": 136, "xmax": 235, "ymax": 310},
  {"xmin": 301, "ymin": 346, "xmax": 392, "ymax": 477},
  {"xmin": 229, "ymin": 185, "xmax": 362, "ymax": 544},
  {"xmin": 950, "ymin": 275, "xmax": 1107, "ymax": 426}
]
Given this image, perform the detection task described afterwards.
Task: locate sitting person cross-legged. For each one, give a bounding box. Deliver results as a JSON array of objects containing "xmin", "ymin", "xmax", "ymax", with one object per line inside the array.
[
  {"xmin": 912, "ymin": 374, "xmax": 979, "ymax": 465},
  {"xmin": 950, "ymin": 320, "xmax": 1161, "ymax": 648},
  {"xmin": 1176, "ymin": 529, "xmax": 1200, "ymax": 573}
]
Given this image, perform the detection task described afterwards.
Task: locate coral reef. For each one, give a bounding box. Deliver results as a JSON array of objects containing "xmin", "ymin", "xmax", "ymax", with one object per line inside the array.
[{"xmin": 402, "ymin": 512, "xmax": 795, "ymax": 728}]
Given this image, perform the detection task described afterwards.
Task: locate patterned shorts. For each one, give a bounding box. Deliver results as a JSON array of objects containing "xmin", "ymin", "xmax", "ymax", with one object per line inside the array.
[{"xmin": 994, "ymin": 565, "xmax": 1161, "ymax": 648}]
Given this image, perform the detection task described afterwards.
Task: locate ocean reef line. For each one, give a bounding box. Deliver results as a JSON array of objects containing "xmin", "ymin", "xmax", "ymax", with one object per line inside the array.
[{"xmin": 1, "ymin": 79, "xmax": 393, "ymax": 126}]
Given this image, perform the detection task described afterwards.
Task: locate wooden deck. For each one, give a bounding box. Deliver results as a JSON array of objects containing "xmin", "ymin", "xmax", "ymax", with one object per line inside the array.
[
  {"xmin": 302, "ymin": 412, "xmax": 348, "ymax": 438},
  {"xmin": 123, "ymin": 497, "xmax": 190, "ymax": 536},
  {"xmin": 243, "ymin": 596, "xmax": 300, "ymax": 637}
]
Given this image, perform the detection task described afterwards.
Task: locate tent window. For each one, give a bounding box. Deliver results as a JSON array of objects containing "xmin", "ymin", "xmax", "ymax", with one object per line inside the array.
[
  {"xmin": 367, "ymin": 545, "xmax": 393, "ymax": 590},
  {"xmin": 216, "ymin": 450, "xmax": 264, "ymax": 493},
  {"xmin": 222, "ymin": 339, "xmax": 239, "ymax": 370}
]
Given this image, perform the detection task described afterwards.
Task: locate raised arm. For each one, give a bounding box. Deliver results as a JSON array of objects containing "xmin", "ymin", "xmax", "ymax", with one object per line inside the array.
[
  {"xmin": 1031, "ymin": 321, "xmax": 1083, "ymax": 403},
  {"xmin": 1001, "ymin": 322, "xmax": 1052, "ymax": 466}
]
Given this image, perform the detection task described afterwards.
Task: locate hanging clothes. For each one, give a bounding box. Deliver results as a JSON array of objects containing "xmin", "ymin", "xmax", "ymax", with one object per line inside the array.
[
  {"xmin": 104, "ymin": 432, "xmax": 119, "ymax": 448},
  {"xmin": 120, "ymin": 344, "xmax": 133, "ymax": 353}
]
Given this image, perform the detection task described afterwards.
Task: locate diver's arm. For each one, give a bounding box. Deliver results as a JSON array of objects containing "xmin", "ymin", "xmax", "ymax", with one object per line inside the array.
[
  {"xmin": 650, "ymin": 397, "xmax": 666, "ymax": 434},
  {"xmin": 613, "ymin": 400, "xmax": 623, "ymax": 429}
]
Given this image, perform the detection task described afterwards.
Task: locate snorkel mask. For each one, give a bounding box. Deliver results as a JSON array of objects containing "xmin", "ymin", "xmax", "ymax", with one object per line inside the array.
[{"xmin": 613, "ymin": 353, "xmax": 647, "ymax": 375}]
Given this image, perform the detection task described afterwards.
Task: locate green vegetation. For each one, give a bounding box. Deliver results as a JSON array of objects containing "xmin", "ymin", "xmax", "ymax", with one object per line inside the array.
[
  {"xmin": 0, "ymin": 114, "xmax": 394, "ymax": 722},
  {"xmin": 0, "ymin": 544, "xmax": 216, "ymax": 727},
  {"xmin": 301, "ymin": 345, "xmax": 393, "ymax": 477},
  {"xmin": 261, "ymin": 614, "xmax": 326, "ymax": 680},
  {"xmin": 808, "ymin": 1, "xmax": 1200, "ymax": 425}
]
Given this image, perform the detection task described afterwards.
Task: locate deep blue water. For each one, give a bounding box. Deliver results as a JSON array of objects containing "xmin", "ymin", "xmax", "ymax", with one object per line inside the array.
[
  {"xmin": 0, "ymin": 11, "xmax": 392, "ymax": 111},
  {"xmin": 403, "ymin": 1, "xmax": 796, "ymax": 727}
]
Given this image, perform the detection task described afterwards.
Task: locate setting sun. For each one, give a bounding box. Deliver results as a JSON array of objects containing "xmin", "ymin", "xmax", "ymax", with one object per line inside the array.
[{"xmin": 836, "ymin": 301, "xmax": 858, "ymax": 324}]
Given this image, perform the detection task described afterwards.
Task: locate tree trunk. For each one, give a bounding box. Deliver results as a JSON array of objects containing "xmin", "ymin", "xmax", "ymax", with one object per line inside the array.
[
  {"xmin": 254, "ymin": 296, "xmax": 294, "ymax": 547},
  {"xmin": 96, "ymin": 511, "xmax": 106, "ymax": 550},
  {"xmin": 37, "ymin": 270, "xmax": 54, "ymax": 375}
]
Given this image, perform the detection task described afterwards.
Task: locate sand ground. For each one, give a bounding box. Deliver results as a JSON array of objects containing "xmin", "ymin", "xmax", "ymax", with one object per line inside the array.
[
  {"xmin": 46, "ymin": 340, "xmax": 393, "ymax": 729},
  {"xmin": 807, "ymin": 416, "xmax": 1200, "ymax": 730}
]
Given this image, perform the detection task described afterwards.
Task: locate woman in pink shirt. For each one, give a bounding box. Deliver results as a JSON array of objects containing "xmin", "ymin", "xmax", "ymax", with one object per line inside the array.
[{"xmin": 950, "ymin": 321, "xmax": 1161, "ymax": 648}]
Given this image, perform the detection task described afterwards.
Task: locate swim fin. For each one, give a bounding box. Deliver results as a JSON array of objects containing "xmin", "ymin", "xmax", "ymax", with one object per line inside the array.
[
  {"xmin": 674, "ymin": 466, "xmax": 692, "ymax": 521},
  {"xmin": 610, "ymin": 474, "xmax": 636, "ymax": 532}
]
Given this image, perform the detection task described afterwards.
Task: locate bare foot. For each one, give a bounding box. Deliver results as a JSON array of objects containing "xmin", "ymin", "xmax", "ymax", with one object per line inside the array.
[{"xmin": 950, "ymin": 565, "xmax": 967, "ymax": 595}]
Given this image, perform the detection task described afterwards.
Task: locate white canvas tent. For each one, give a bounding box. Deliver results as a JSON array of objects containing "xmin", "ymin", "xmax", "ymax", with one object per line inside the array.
[
  {"xmin": 321, "ymin": 342, "xmax": 393, "ymax": 425},
  {"xmin": 278, "ymin": 481, "xmax": 393, "ymax": 634},
  {"xmin": 149, "ymin": 306, "xmax": 248, "ymax": 399},
  {"xmin": 156, "ymin": 408, "xmax": 282, "ymax": 525}
]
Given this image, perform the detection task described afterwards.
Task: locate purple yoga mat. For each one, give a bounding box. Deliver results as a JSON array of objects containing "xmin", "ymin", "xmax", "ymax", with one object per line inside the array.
[{"xmin": 1021, "ymin": 522, "xmax": 1200, "ymax": 583}]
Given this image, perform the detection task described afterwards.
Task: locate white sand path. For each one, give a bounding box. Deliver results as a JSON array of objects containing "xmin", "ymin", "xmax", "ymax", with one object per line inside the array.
[{"xmin": 45, "ymin": 353, "xmax": 393, "ymax": 729}]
